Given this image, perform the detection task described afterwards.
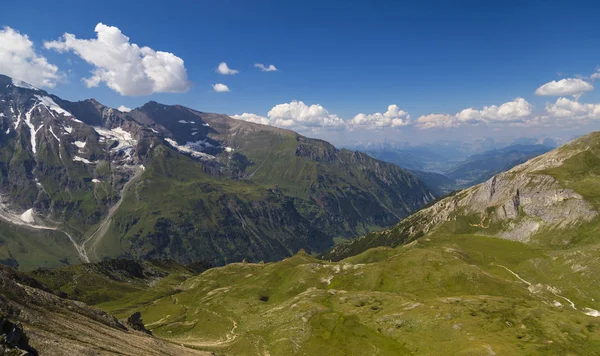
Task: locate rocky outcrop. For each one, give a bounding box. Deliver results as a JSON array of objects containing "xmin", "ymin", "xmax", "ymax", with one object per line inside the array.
[
  {"xmin": 126, "ymin": 312, "xmax": 152, "ymax": 335},
  {"xmin": 0, "ymin": 316, "xmax": 38, "ymax": 355}
]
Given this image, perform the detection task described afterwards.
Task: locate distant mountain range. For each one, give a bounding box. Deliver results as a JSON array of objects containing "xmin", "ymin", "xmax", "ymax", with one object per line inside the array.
[
  {"xmin": 360, "ymin": 142, "xmax": 554, "ymax": 195},
  {"xmin": 0, "ymin": 74, "xmax": 434, "ymax": 269},
  {"xmin": 444, "ymin": 144, "xmax": 553, "ymax": 186}
]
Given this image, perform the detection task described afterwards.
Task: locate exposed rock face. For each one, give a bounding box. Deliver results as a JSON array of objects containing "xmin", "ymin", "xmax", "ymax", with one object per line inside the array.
[
  {"xmin": 452, "ymin": 171, "xmax": 595, "ymax": 240},
  {"xmin": 0, "ymin": 316, "xmax": 38, "ymax": 355},
  {"xmin": 126, "ymin": 312, "xmax": 152, "ymax": 335}
]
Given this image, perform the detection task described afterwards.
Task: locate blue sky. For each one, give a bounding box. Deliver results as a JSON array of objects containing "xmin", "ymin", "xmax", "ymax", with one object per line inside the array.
[{"xmin": 3, "ymin": 0, "xmax": 600, "ymax": 145}]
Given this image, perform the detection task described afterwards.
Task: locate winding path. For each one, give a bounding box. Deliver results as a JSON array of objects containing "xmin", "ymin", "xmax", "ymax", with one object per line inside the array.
[{"xmin": 491, "ymin": 263, "xmax": 598, "ymax": 317}]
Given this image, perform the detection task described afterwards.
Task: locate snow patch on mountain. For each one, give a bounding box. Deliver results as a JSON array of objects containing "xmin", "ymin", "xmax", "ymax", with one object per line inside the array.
[
  {"xmin": 20, "ymin": 209, "xmax": 35, "ymax": 223},
  {"xmin": 24, "ymin": 106, "xmax": 41, "ymax": 154},
  {"xmin": 165, "ymin": 138, "xmax": 215, "ymax": 160},
  {"xmin": 49, "ymin": 126, "xmax": 60, "ymax": 141},
  {"xmin": 94, "ymin": 127, "xmax": 137, "ymax": 152},
  {"xmin": 186, "ymin": 139, "xmax": 214, "ymax": 151},
  {"xmin": 73, "ymin": 156, "xmax": 94, "ymax": 164},
  {"xmin": 33, "ymin": 95, "xmax": 74, "ymax": 118},
  {"xmin": 73, "ymin": 140, "xmax": 86, "ymax": 150},
  {"xmin": 12, "ymin": 79, "xmax": 39, "ymax": 91}
]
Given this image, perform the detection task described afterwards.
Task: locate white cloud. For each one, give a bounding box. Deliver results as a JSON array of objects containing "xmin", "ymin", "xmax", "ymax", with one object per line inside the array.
[
  {"xmin": 231, "ymin": 113, "xmax": 270, "ymax": 125},
  {"xmin": 216, "ymin": 62, "xmax": 239, "ymax": 75},
  {"xmin": 591, "ymin": 71, "xmax": 600, "ymax": 81},
  {"xmin": 117, "ymin": 105, "xmax": 132, "ymax": 112},
  {"xmin": 535, "ymin": 78, "xmax": 593, "ymax": 98},
  {"xmin": 479, "ymin": 97, "xmax": 532, "ymax": 122},
  {"xmin": 545, "ymin": 97, "xmax": 600, "ymax": 120},
  {"xmin": 416, "ymin": 114, "xmax": 458, "ymax": 129},
  {"xmin": 212, "ymin": 83, "xmax": 230, "ymax": 92},
  {"xmin": 267, "ymin": 100, "xmax": 344, "ymax": 129},
  {"xmin": 0, "ymin": 26, "xmax": 62, "ymax": 88},
  {"xmin": 44, "ymin": 23, "xmax": 191, "ymax": 96},
  {"xmin": 349, "ymin": 104, "xmax": 410, "ymax": 129},
  {"xmin": 418, "ymin": 98, "xmax": 533, "ymax": 129},
  {"xmin": 255, "ymin": 63, "xmax": 278, "ymax": 72},
  {"xmin": 456, "ymin": 108, "xmax": 482, "ymax": 123}
]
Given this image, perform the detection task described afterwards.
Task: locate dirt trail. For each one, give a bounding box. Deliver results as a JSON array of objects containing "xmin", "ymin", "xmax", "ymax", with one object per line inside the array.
[
  {"xmin": 175, "ymin": 316, "xmax": 239, "ymax": 348},
  {"xmin": 491, "ymin": 263, "xmax": 597, "ymax": 316}
]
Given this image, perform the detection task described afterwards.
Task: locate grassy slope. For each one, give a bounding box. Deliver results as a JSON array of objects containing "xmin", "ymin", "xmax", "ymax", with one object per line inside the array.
[
  {"xmin": 223, "ymin": 125, "xmax": 431, "ymax": 237},
  {"xmin": 98, "ymin": 144, "xmax": 330, "ymax": 265},
  {"xmin": 62, "ymin": 233, "xmax": 600, "ymax": 355},
  {"xmin": 0, "ymin": 223, "xmax": 79, "ymax": 270},
  {"xmin": 28, "ymin": 259, "xmax": 204, "ymax": 306}
]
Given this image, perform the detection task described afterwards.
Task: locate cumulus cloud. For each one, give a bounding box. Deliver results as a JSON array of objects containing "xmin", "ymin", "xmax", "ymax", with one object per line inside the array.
[
  {"xmin": 267, "ymin": 101, "xmax": 344, "ymax": 129},
  {"xmin": 0, "ymin": 26, "xmax": 62, "ymax": 88},
  {"xmin": 535, "ymin": 78, "xmax": 593, "ymax": 98},
  {"xmin": 418, "ymin": 98, "xmax": 533, "ymax": 129},
  {"xmin": 545, "ymin": 97, "xmax": 600, "ymax": 120},
  {"xmin": 216, "ymin": 62, "xmax": 239, "ymax": 75},
  {"xmin": 349, "ymin": 104, "xmax": 410, "ymax": 129},
  {"xmin": 231, "ymin": 113, "xmax": 270, "ymax": 125},
  {"xmin": 117, "ymin": 105, "xmax": 132, "ymax": 112},
  {"xmin": 255, "ymin": 63, "xmax": 278, "ymax": 72},
  {"xmin": 479, "ymin": 97, "xmax": 532, "ymax": 122},
  {"xmin": 455, "ymin": 108, "xmax": 482, "ymax": 123},
  {"xmin": 44, "ymin": 23, "xmax": 191, "ymax": 96},
  {"xmin": 416, "ymin": 114, "xmax": 458, "ymax": 129},
  {"xmin": 212, "ymin": 83, "xmax": 230, "ymax": 92}
]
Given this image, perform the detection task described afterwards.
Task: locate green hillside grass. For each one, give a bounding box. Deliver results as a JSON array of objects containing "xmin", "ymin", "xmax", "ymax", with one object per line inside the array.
[{"xmin": 49, "ymin": 229, "xmax": 600, "ymax": 355}]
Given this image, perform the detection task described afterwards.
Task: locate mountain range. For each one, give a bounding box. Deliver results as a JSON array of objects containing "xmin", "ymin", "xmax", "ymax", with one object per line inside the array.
[
  {"xmin": 0, "ymin": 74, "xmax": 434, "ymax": 269},
  {"xmin": 4, "ymin": 131, "xmax": 599, "ymax": 355}
]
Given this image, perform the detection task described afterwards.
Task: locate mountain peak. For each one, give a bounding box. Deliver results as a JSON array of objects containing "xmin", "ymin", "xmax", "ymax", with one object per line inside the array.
[{"xmin": 0, "ymin": 74, "xmax": 41, "ymax": 92}]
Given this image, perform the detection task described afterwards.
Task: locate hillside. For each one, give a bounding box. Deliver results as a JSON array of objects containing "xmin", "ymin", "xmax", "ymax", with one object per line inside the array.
[
  {"xmin": 0, "ymin": 263, "xmax": 209, "ymax": 355},
  {"xmin": 0, "ymin": 74, "xmax": 433, "ymax": 268},
  {"xmin": 36, "ymin": 242, "xmax": 600, "ymax": 355}
]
